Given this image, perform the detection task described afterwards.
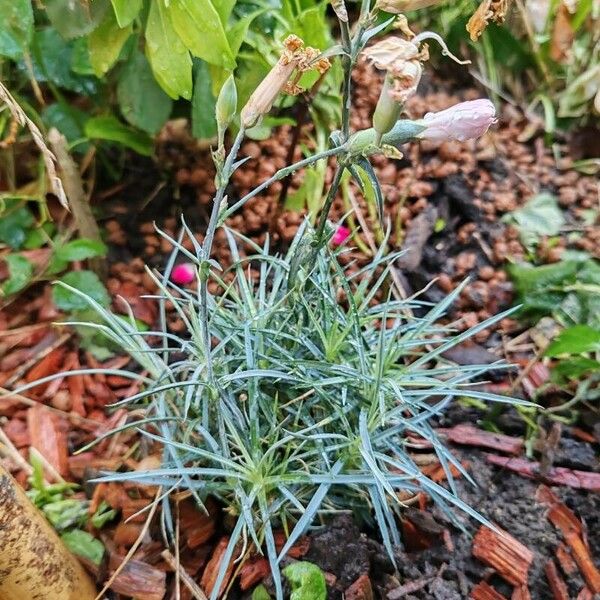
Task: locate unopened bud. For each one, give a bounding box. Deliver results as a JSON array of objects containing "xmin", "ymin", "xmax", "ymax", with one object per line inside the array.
[
  {"xmin": 216, "ymin": 75, "xmax": 237, "ymax": 130},
  {"xmin": 418, "ymin": 99, "xmax": 496, "ymax": 142},
  {"xmin": 372, "ymin": 75, "xmax": 401, "ymax": 137}
]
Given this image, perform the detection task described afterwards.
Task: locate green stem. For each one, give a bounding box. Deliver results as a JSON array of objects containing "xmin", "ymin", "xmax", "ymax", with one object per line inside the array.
[
  {"xmin": 314, "ymin": 165, "xmax": 345, "ymax": 245},
  {"xmin": 200, "ymin": 129, "xmax": 245, "ymax": 383},
  {"xmin": 223, "ymin": 145, "xmax": 346, "ymax": 218}
]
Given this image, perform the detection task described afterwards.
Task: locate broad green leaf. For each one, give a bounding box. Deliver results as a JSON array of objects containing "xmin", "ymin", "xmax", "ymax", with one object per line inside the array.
[
  {"xmin": 168, "ymin": 0, "xmax": 235, "ymax": 69},
  {"xmin": 85, "ymin": 116, "xmax": 153, "ymax": 155},
  {"xmin": 283, "ymin": 562, "xmax": 327, "ymax": 600},
  {"xmin": 88, "ymin": 9, "xmax": 132, "ymax": 76},
  {"xmin": 1, "ymin": 254, "xmax": 33, "ymax": 296},
  {"xmin": 226, "ymin": 9, "xmax": 264, "ymax": 57},
  {"xmin": 118, "ymin": 50, "xmax": 173, "ymax": 134},
  {"xmin": 145, "ymin": 0, "xmax": 193, "ymax": 100},
  {"xmin": 61, "ymin": 530, "xmax": 105, "ymax": 566},
  {"xmin": 30, "ymin": 29, "xmax": 98, "ymax": 96},
  {"xmin": 503, "ymin": 193, "xmax": 564, "ymax": 248},
  {"xmin": 552, "ymin": 357, "xmax": 600, "ymax": 381},
  {"xmin": 42, "ymin": 103, "xmax": 89, "ymax": 150},
  {"xmin": 55, "ymin": 239, "xmax": 108, "ymax": 262},
  {"xmin": 545, "ymin": 325, "xmax": 600, "ymax": 357},
  {"xmin": 110, "ymin": 0, "xmax": 143, "ymax": 27},
  {"xmin": 215, "ymin": 0, "xmax": 236, "ymax": 25},
  {"xmin": 0, "ymin": 0, "xmax": 33, "ymax": 58},
  {"xmin": 0, "ymin": 202, "xmax": 34, "ymax": 249},
  {"xmin": 44, "ymin": 0, "xmax": 110, "ymax": 40},
  {"xmin": 191, "ymin": 61, "xmax": 217, "ymax": 140},
  {"xmin": 91, "ymin": 500, "xmax": 118, "ymax": 529},
  {"xmin": 53, "ymin": 270, "xmax": 110, "ymax": 311},
  {"xmin": 251, "ymin": 585, "xmax": 272, "ymax": 600},
  {"xmin": 24, "ymin": 223, "xmax": 56, "ymax": 250},
  {"xmin": 71, "ymin": 37, "xmax": 96, "ymax": 75}
]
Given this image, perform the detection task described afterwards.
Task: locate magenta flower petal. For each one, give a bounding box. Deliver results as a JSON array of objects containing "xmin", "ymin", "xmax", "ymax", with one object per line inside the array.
[
  {"xmin": 171, "ymin": 263, "xmax": 196, "ymax": 285},
  {"xmin": 332, "ymin": 225, "xmax": 351, "ymax": 246}
]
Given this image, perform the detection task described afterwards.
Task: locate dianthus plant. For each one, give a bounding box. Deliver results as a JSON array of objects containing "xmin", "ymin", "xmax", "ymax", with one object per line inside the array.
[{"xmin": 18, "ymin": 1, "xmax": 528, "ymax": 598}]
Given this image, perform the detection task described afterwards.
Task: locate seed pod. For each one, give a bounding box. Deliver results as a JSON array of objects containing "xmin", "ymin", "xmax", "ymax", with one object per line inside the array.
[{"xmin": 372, "ymin": 75, "xmax": 402, "ymax": 137}]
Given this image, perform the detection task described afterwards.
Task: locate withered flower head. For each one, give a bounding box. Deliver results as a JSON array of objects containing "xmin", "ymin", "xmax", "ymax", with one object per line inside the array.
[
  {"xmin": 467, "ymin": 0, "xmax": 511, "ymax": 41},
  {"xmin": 363, "ymin": 37, "xmax": 426, "ymax": 103},
  {"xmin": 240, "ymin": 35, "xmax": 330, "ymax": 128}
]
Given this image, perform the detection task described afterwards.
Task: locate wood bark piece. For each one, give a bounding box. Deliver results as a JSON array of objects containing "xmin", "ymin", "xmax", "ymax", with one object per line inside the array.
[
  {"xmin": 511, "ymin": 586, "xmax": 531, "ymax": 600},
  {"xmin": 555, "ymin": 543, "xmax": 578, "ymax": 575},
  {"xmin": 472, "ymin": 525, "xmax": 534, "ymax": 586},
  {"xmin": 239, "ymin": 556, "xmax": 269, "ymax": 591},
  {"xmin": 545, "ymin": 559, "xmax": 569, "ymax": 600},
  {"xmin": 345, "ymin": 574, "xmax": 373, "ymax": 600},
  {"xmin": 438, "ymin": 424, "xmax": 523, "ymax": 455},
  {"xmin": 470, "ymin": 581, "xmax": 509, "ymax": 600},
  {"xmin": 200, "ymin": 537, "xmax": 237, "ymax": 598},
  {"xmin": 486, "ymin": 454, "xmax": 600, "ymax": 491},
  {"xmin": 107, "ymin": 554, "xmax": 166, "ymax": 600},
  {"xmin": 0, "ymin": 464, "xmax": 97, "ymax": 600},
  {"xmin": 27, "ymin": 404, "xmax": 68, "ymax": 477},
  {"xmin": 537, "ymin": 485, "xmax": 600, "ymax": 594}
]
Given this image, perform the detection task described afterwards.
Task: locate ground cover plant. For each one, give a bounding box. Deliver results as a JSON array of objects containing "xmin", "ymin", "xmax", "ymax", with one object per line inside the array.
[{"xmin": 8, "ymin": 3, "xmax": 541, "ymax": 598}]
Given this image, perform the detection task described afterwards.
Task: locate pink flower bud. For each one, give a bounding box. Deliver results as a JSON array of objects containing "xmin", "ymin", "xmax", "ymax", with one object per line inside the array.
[
  {"xmin": 171, "ymin": 263, "xmax": 195, "ymax": 285},
  {"xmin": 332, "ymin": 225, "xmax": 351, "ymax": 246},
  {"xmin": 418, "ymin": 99, "xmax": 496, "ymax": 142}
]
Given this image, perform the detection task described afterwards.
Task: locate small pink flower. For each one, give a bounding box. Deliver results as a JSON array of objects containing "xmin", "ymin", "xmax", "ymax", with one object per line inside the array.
[
  {"xmin": 171, "ymin": 263, "xmax": 195, "ymax": 285},
  {"xmin": 418, "ymin": 99, "xmax": 496, "ymax": 142},
  {"xmin": 332, "ymin": 225, "xmax": 351, "ymax": 246}
]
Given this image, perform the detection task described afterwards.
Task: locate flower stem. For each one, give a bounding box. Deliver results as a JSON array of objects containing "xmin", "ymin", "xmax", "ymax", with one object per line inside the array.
[{"xmin": 223, "ymin": 145, "xmax": 346, "ymax": 218}]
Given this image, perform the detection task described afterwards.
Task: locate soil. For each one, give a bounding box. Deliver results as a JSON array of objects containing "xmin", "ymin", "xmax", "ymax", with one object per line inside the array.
[{"xmin": 1, "ymin": 57, "xmax": 599, "ymax": 600}]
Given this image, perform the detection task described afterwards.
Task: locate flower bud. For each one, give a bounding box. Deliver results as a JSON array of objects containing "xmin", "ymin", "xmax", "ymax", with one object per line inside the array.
[
  {"xmin": 375, "ymin": 0, "xmax": 443, "ymax": 12},
  {"xmin": 418, "ymin": 99, "xmax": 496, "ymax": 142},
  {"xmin": 215, "ymin": 75, "xmax": 237, "ymax": 130},
  {"xmin": 332, "ymin": 225, "xmax": 350, "ymax": 246},
  {"xmin": 171, "ymin": 263, "xmax": 196, "ymax": 285}
]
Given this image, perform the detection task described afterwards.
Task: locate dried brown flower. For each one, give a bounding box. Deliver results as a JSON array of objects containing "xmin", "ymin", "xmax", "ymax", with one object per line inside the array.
[{"xmin": 467, "ymin": 0, "xmax": 511, "ymax": 42}]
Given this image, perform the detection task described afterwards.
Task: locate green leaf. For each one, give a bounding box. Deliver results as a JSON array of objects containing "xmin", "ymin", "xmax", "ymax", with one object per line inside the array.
[
  {"xmin": 552, "ymin": 357, "xmax": 600, "ymax": 382},
  {"xmin": 215, "ymin": 0, "xmax": 236, "ymax": 25},
  {"xmin": 88, "ymin": 8, "xmax": 132, "ymax": 77},
  {"xmin": 53, "ymin": 270, "xmax": 110, "ymax": 311},
  {"xmin": 91, "ymin": 500, "xmax": 118, "ymax": 529},
  {"xmin": 282, "ymin": 562, "xmax": 327, "ymax": 600},
  {"xmin": 503, "ymin": 193, "xmax": 564, "ymax": 248},
  {"xmin": 30, "ymin": 29, "xmax": 99, "ymax": 96},
  {"xmin": 24, "ymin": 223, "xmax": 56, "ymax": 250},
  {"xmin": 61, "ymin": 530, "xmax": 105, "ymax": 566},
  {"xmin": 44, "ymin": 0, "xmax": 110, "ymax": 40},
  {"xmin": 0, "ymin": 0, "xmax": 33, "ymax": 58},
  {"xmin": 0, "ymin": 202, "xmax": 34, "ymax": 249},
  {"xmin": 110, "ymin": 0, "xmax": 143, "ymax": 27},
  {"xmin": 118, "ymin": 50, "xmax": 173, "ymax": 134},
  {"xmin": 1, "ymin": 254, "xmax": 33, "ymax": 296},
  {"xmin": 145, "ymin": 0, "xmax": 193, "ymax": 100},
  {"xmin": 42, "ymin": 103, "xmax": 89, "ymax": 150},
  {"xmin": 85, "ymin": 115, "xmax": 153, "ymax": 155},
  {"xmin": 168, "ymin": 0, "xmax": 235, "ymax": 69},
  {"xmin": 251, "ymin": 585, "xmax": 272, "ymax": 600},
  {"xmin": 192, "ymin": 61, "xmax": 217, "ymax": 140},
  {"xmin": 55, "ymin": 239, "xmax": 108, "ymax": 262},
  {"xmin": 545, "ymin": 325, "xmax": 600, "ymax": 357},
  {"xmin": 42, "ymin": 498, "xmax": 88, "ymax": 531}
]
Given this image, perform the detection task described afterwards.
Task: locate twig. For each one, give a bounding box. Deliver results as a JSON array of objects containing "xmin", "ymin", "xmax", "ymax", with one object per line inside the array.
[
  {"xmin": 48, "ymin": 128, "xmax": 106, "ymax": 279},
  {"xmin": 161, "ymin": 550, "xmax": 209, "ymax": 600}
]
